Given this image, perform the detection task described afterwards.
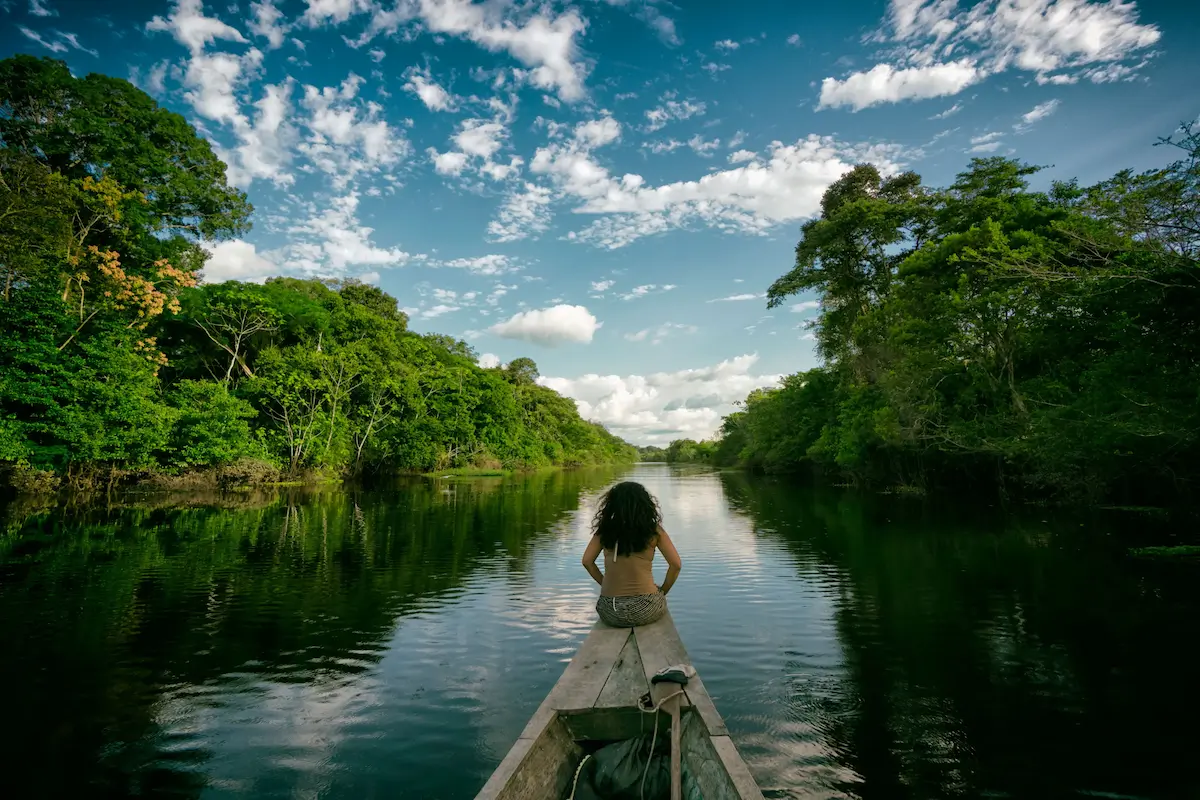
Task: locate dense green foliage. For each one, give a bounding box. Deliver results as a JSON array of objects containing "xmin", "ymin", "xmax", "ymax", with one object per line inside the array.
[
  {"xmin": 0, "ymin": 56, "xmax": 635, "ymax": 488},
  {"xmin": 711, "ymin": 125, "xmax": 1200, "ymax": 502}
]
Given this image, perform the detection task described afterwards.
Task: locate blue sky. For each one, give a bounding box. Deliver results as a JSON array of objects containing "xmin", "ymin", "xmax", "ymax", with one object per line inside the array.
[{"xmin": 4, "ymin": 0, "xmax": 1197, "ymax": 444}]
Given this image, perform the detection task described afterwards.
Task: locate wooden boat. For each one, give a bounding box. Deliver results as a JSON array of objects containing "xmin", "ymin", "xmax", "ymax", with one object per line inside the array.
[{"xmin": 476, "ymin": 611, "xmax": 764, "ymax": 800}]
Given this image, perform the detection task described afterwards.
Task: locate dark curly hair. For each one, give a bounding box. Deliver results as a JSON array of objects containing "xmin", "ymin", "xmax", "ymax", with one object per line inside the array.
[{"xmin": 592, "ymin": 481, "xmax": 661, "ymax": 555}]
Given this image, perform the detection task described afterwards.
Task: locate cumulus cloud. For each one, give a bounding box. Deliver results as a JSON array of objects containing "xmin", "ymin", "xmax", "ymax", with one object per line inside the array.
[
  {"xmin": 435, "ymin": 254, "xmax": 519, "ymax": 275},
  {"xmin": 298, "ymin": 73, "xmax": 409, "ymax": 188},
  {"xmin": 488, "ymin": 183, "xmax": 555, "ymax": 242},
  {"xmin": 147, "ymin": 0, "xmax": 248, "ymax": 54},
  {"xmin": 819, "ymin": 59, "xmax": 982, "ymax": 111},
  {"xmin": 419, "ymin": 0, "xmax": 590, "ymax": 101},
  {"xmin": 200, "ymin": 239, "xmax": 281, "ymax": 283},
  {"xmin": 403, "ymin": 65, "xmax": 458, "ymax": 111},
  {"xmin": 489, "ymin": 304, "xmax": 601, "ymax": 346},
  {"xmin": 285, "ymin": 192, "xmax": 414, "ymax": 272},
  {"xmin": 534, "ymin": 134, "xmax": 910, "ymax": 249},
  {"xmin": 428, "ymin": 116, "xmax": 523, "ymax": 181},
  {"xmin": 248, "ymin": 0, "xmax": 288, "ymax": 48},
  {"xmin": 644, "ymin": 93, "xmax": 707, "ymax": 131},
  {"xmin": 539, "ymin": 354, "xmax": 782, "ymax": 445},
  {"xmin": 791, "ymin": 300, "xmax": 820, "ymax": 313},
  {"xmin": 822, "ymin": 0, "xmax": 1161, "ymax": 109},
  {"xmin": 478, "ymin": 353, "xmax": 502, "ymax": 368}
]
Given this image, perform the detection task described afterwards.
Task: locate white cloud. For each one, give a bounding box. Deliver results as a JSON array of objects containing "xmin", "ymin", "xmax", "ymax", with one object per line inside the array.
[
  {"xmin": 369, "ymin": 48, "xmax": 386, "ymax": 61},
  {"xmin": 688, "ymin": 135, "xmax": 721, "ymax": 156},
  {"xmin": 829, "ymin": 0, "xmax": 1161, "ymax": 109},
  {"xmin": 818, "ymin": 59, "xmax": 982, "ymax": 111},
  {"xmin": 301, "ymin": 0, "xmax": 371, "ymax": 27},
  {"xmin": 714, "ymin": 39, "xmax": 739, "ymax": 51},
  {"xmin": 708, "ymin": 293, "xmax": 765, "ymax": 303},
  {"xmin": 540, "ymin": 134, "xmax": 910, "ymax": 249},
  {"xmin": 970, "ymin": 131, "xmax": 1003, "ymax": 144},
  {"xmin": 702, "ymin": 62, "xmax": 732, "ymax": 76},
  {"xmin": 728, "ymin": 149, "xmax": 757, "ymax": 164},
  {"xmin": 18, "ymin": 26, "xmax": 67, "ymax": 53},
  {"xmin": 147, "ymin": 0, "xmax": 248, "ymax": 54},
  {"xmin": 298, "ymin": 73, "xmax": 409, "ymax": 188},
  {"xmin": 623, "ymin": 322, "xmax": 697, "ymax": 345},
  {"xmin": 429, "ymin": 116, "xmax": 523, "ymax": 182},
  {"xmin": 422, "ymin": 304, "xmax": 461, "ymax": 318},
  {"xmin": 418, "ymin": 0, "xmax": 590, "ymax": 102},
  {"xmin": 489, "ymin": 304, "xmax": 600, "ymax": 346},
  {"xmin": 644, "ymin": 93, "xmax": 707, "ymax": 131},
  {"xmin": 200, "ymin": 239, "xmax": 281, "ymax": 283},
  {"xmin": 786, "ymin": 33, "xmax": 801, "ymax": 47},
  {"xmin": 1021, "ymin": 98, "xmax": 1060, "ymax": 124},
  {"xmin": 970, "ymin": 140, "xmax": 1002, "ymax": 153},
  {"xmin": 284, "ymin": 192, "xmax": 414, "ymax": 272},
  {"xmin": 437, "ymin": 255, "xmax": 518, "ymax": 275},
  {"xmin": 403, "ymin": 65, "xmax": 457, "ymax": 111},
  {"xmin": 29, "ymin": 0, "xmax": 55, "ymax": 16},
  {"xmin": 488, "ymin": 182, "xmax": 555, "ymax": 242},
  {"xmin": 791, "ymin": 300, "xmax": 820, "ymax": 313},
  {"xmin": 248, "ymin": 0, "xmax": 288, "ymax": 48},
  {"xmin": 540, "ymin": 354, "xmax": 782, "ymax": 445},
  {"xmin": 619, "ymin": 284, "xmax": 676, "ymax": 301},
  {"xmin": 224, "ymin": 79, "xmax": 299, "ymax": 188},
  {"xmin": 590, "ymin": 280, "xmax": 614, "ymax": 293},
  {"xmin": 575, "ymin": 117, "xmax": 622, "ymax": 148},
  {"xmin": 478, "ymin": 353, "xmax": 502, "ymax": 368},
  {"xmin": 930, "ymin": 102, "xmax": 962, "ymax": 119}
]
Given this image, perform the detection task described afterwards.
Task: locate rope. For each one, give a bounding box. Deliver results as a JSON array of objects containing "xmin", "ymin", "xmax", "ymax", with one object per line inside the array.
[
  {"xmin": 637, "ymin": 689, "xmax": 687, "ymax": 800},
  {"xmin": 567, "ymin": 753, "xmax": 592, "ymax": 800}
]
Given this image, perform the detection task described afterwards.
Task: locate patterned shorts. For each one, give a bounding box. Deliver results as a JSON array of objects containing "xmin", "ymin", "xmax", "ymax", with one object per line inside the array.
[{"xmin": 596, "ymin": 592, "xmax": 668, "ymax": 628}]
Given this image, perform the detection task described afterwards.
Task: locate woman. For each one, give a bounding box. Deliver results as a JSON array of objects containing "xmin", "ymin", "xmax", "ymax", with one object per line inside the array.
[{"xmin": 581, "ymin": 481, "xmax": 682, "ymax": 628}]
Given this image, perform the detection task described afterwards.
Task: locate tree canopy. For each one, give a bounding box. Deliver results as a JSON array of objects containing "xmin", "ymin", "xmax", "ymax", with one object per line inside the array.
[
  {"xmin": 0, "ymin": 57, "xmax": 636, "ymax": 488},
  {"xmin": 712, "ymin": 124, "xmax": 1200, "ymax": 503}
]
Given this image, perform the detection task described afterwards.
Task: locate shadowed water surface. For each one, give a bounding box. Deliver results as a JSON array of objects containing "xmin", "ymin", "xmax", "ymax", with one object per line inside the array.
[{"xmin": 1, "ymin": 465, "xmax": 1198, "ymax": 799}]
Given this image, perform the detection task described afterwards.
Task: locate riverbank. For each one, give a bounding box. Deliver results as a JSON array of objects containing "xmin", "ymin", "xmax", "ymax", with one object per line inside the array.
[{"xmin": 1, "ymin": 457, "xmax": 638, "ymax": 496}]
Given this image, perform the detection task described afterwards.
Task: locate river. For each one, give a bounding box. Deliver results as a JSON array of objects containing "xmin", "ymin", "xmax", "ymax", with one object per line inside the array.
[{"xmin": 1, "ymin": 465, "xmax": 1197, "ymax": 799}]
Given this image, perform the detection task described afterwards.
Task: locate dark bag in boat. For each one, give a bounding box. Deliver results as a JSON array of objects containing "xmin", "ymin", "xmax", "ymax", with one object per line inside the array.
[{"xmin": 567, "ymin": 731, "xmax": 701, "ymax": 800}]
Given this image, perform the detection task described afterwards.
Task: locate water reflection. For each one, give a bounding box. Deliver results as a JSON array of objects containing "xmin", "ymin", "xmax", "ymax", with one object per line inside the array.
[
  {"xmin": 720, "ymin": 472, "xmax": 1200, "ymax": 800},
  {"xmin": 2, "ymin": 466, "xmax": 1198, "ymax": 800}
]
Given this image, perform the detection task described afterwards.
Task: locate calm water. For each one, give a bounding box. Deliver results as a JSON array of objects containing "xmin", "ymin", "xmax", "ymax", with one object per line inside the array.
[{"xmin": 2, "ymin": 465, "xmax": 1199, "ymax": 799}]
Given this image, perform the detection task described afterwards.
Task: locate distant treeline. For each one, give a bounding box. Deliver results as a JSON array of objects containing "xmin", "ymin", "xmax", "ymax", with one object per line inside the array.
[
  {"xmin": 665, "ymin": 124, "xmax": 1200, "ymax": 503},
  {"xmin": 0, "ymin": 55, "xmax": 636, "ymax": 491}
]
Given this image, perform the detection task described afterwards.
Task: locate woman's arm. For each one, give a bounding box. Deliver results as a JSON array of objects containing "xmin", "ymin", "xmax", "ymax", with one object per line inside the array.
[
  {"xmin": 655, "ymin": 526, "xmax": 682, "ymax": 595},
  {"xmin": 582, "ymin": 534, "xmax": 605, "ymax": 587}
]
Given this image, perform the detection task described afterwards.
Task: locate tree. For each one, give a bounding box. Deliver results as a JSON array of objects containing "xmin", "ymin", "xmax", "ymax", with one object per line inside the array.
[{"xmin": 505, "ymin": 357, "xmax": 540, "ymax": 385}]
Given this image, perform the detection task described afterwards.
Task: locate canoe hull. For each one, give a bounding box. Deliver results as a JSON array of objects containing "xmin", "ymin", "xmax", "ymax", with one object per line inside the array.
[{"xmin": 476, "ymin": 612, "xmax": 764, "ymax": 800}]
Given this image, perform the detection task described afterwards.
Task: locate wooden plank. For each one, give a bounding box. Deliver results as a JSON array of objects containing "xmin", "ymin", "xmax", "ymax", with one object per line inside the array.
[
  {"xmin": 476, "ymin": 716, "xmax": 581, "ymax": 800},
  {"xmin": 633, "ymin": 613, "xmax": 693, "ymax": 709},
  {"xmin": 595, "ymin": 630, "xmax": 650, "ymax": 709},
  {"xmin": 545, "ymin": 623, "xmax": 632, "ymax": 711},
  {"xmin": 709, "ymin": 735, "xmax": 766, "ymax": 800},
  {"xmin": 634, "ymin": 613, "xmax": 730, "ymax": 736}
]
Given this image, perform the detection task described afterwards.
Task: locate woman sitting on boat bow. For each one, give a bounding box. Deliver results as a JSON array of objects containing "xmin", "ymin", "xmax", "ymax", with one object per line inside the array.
[{"xmin": 582, "ymin": 481, "xmax": 682, "ymax": 628}]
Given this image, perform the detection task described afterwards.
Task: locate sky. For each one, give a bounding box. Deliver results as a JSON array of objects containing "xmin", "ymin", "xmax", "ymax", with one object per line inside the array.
[{"xmin": 4, "ymin": 0, "xmax": 1198, "ymax": 445}]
